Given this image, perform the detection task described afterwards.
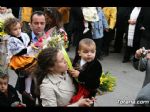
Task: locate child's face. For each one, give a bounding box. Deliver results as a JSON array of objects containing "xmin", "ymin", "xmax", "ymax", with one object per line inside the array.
[
  {"xmin": 0, "ymin": 78, "xmax": 8, "ymax": 93},
  {"xmin": 78, "ymin": 44, "xmax": 96, "ymax": 62},
  {"xmin": 10, "ymin": 22, "xmax": 21, "ymax": 37},
  {"xmin": 51, "ymin": 51, "xmax": 68, "ymax": 74},
  {"xmin": 0, "ymin": 7, "xmax": 7, "ymax": 14}
]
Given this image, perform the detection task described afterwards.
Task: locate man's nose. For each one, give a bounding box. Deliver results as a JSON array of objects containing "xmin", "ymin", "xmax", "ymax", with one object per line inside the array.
[{"xmin": 38, "ymin": 23, "xmax": 42, "ymax": 27}]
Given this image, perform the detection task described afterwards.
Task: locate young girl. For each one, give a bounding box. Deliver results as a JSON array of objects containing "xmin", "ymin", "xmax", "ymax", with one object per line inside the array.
[
  {"xmin": 34, "ymin": 47, "xmax": 94, "ymax": 107},
  {"xmin": 4, "ymin": 18, "xmax": 36, "ymax": 102},
  {"xmin": 68, "ymin": 38, "xmax": 102, "ymax": 104}
]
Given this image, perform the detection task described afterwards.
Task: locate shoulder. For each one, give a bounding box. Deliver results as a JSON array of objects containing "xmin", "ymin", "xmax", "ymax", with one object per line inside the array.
[
  {"xmin": 26, "ymin": 31, "xmax": 32, "ymax": 37},
  {"xmin": 111, "ymin": 7, "xmax": 117, "ymax": 10},
  {"xmin": 8, "ymin": 84, "xmax": 17, "ymax": 92},
  {"xmin": 8, "ymin": 36, "xmax": 17, "ymax": 42},
  {"xmin": 40, "ymin": 76, "xmax": 54, "ymax": 88},
  {"xmin": 21, "ymin": 32, "xmax": 29, "ymax": 37},
  {"xmin": 91, "ymin": 59, "xmax": 102, "ymax": 67}
]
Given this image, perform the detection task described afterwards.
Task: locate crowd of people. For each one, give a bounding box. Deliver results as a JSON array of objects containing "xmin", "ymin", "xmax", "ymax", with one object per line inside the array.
[{"xmin": 0, "ymin": 7, "xmax": 150, "ymax": 107}]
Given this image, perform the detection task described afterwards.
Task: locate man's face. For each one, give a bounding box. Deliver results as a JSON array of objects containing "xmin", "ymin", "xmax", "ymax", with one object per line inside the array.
[
  {"xmin": 30, "ymin": 14, "xmax": 46, "ymax": 36},
  {"xmin": 0, "ymin": 78, "xmax": 8, "ymax": 93}
]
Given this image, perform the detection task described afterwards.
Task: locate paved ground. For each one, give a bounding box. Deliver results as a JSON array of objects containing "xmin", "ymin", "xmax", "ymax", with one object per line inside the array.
[{"xmin": 6, "ymin": 45, "xmax": 145, "ymax": 106}]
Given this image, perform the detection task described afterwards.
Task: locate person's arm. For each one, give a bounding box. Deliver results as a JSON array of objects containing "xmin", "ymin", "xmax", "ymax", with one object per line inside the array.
[
  {"xmin": 101, "ymin": 8, "xmax": 109, "ymax": 30},
  {"xmin": 40, "ymin": 85, "xmax": 57, "ymax": 107},
  {"xmin": 15, "ymin": 49, "xmax": 27, "ymax": 56},
  {"xmin": 135, "ymin": 83, "xmax": 150, "ymax": 107},
  {"xmin": 10, "ymin": 85, "xmax": 21, "ymax": 103},
  {"xmin": 0, "ymin": 95, "xmax": 9, "ymax": 106},
  {"xmin": 40, "ymin": 83, "xmax": 93, "ymax": 107},
  {"xmin": 132, "ymin": 49, "xmax": 147, "ymax": 71},
  {"xmin": 136, "ymin": 7, "xmax": 144, "ymax": 30},
  {"xmin": 109, "ymin": 7, "xmax": 117, "ymax": 30}
]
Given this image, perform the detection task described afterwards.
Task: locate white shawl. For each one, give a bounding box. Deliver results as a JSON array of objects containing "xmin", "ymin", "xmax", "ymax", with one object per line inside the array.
[
  {"xmin": 128, "ymin": 7, "xmax": 141, "ymax": 47},
  {"xmin": 7, "ymin": 32, "xmax": 33, "ymax": 62}
]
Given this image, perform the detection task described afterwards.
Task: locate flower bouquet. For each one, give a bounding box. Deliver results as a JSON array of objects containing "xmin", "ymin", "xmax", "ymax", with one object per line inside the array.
[
  {"xmin": 98, "ymin": 71, "xmax": 117, "ymax": 93},
  {"xmin": 0, "ymin": 19, "xmax": 7, "ymax": 38},
  {"xmin": 44, "ymin": 29, "xmax": 73, "ymax": 70},
  {"xmin": 44, "ymin": 28, "xmax": 68, "ymax": 49}
]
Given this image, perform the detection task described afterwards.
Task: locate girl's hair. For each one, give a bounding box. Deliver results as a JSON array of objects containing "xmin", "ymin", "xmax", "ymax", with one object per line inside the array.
[
  {"xmin": 44, "ymin": 7, "xmax": 63, "ymax": 29},
  {"xmin": 33, "ymin": 47, "xmax": 59, "ymax": 96},
  {"xmin": 4, "ymin": 17, "xmax": 21, "ymax": 35}
]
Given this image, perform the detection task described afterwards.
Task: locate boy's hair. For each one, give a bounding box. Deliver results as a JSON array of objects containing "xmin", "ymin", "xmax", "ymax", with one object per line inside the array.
[
  {"xmin": 0, "ymin": 69, "xmax": 9, "ymax": 80},
  {"xmin": 4, "ymin": 17, "xmax": 21, "ymax": 35},
  {"xmin": 78, "ymin": 38, "xmax": 96, "ymax": 50},
  {"xmin": 30, "ymin": 11, "xmax": 45, "ymax": 23}
]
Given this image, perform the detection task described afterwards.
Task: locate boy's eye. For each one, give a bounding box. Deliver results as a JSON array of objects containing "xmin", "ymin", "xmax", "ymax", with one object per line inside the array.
[
  {"xmin": 83, "ymin": 50, "xmax": 89, "ymax": 53},
  {"xmin": 91, "ymin": 50, "xmax": 95, "ymax": 53}
]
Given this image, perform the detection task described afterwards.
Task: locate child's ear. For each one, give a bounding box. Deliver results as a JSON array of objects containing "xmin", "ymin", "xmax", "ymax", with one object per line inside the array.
[{"xmin": 78, "ymin": 50, "xmax": 81, "ymax": 56}]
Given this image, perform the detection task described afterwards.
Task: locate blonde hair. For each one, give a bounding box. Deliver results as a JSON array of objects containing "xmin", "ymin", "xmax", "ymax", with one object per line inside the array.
[
  {"xmin": 4, "ymin": 17, "xmax": 21, "ymax": 35},
  {"xmin": 78, "ymin": 38, "xmax": 96, "ymax": 50}
]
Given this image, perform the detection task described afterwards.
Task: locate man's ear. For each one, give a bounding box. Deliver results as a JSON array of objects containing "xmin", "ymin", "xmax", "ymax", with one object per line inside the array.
[
  {"xmin": 78, "ymin": 50, "xmax": 81, "ymax": 56},
  {"xmin": 29, "ymin": 23, "xmax": 32, "ymax": 30}
]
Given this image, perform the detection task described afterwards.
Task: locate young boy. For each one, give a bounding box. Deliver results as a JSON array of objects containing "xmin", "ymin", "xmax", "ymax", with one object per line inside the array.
[
  {"xmin": 0, "ymin": 69, "xmax": 25, "ymax": 107},
  {"xmin": 68, "ymin": 38, "xmax": 102, "ymax": 103}
]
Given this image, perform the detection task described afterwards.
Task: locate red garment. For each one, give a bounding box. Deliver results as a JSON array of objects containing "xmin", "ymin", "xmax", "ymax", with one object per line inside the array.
[{"xmin": 69, "ymin": 83, "xmax": 90, "ymax": 103}]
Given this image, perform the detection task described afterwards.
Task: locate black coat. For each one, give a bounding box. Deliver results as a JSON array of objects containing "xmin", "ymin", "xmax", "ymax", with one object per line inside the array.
[
  {"xmin": 27, "ymin": 31, "xmax": 32, "ymax": 43},
  {"xmin": 116, "ymin": 7, "xmax": 133, "ymax": 31},
  {"xmin": 137, "ymin": 7, "xmax": 150, "ymax": 49},
  {"xmin": 0, "ymin": 84, "xmax": 20, "ymax": 106},
  {"xmin": 78, "ymin": 59, "xmax": 102, "ymax": 89},
  {"xmin": 125, "ymin": 7, "xmax": 142, "ymax": 50},
  {"xmin": 138, "ymin": 7, "xmax": 150, "ymax": 33}
]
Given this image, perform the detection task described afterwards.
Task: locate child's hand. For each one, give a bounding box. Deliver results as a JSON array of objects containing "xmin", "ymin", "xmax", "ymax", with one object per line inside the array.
[
  {"xmin": 31, "ymin": 43, "xmax": 38, "ymax": 50},
  {"xmin": 76, "ymin": 96, "xmax": 94, "ymax": 107},
  {"xmin": 68, "ymin": 69, "xmax": 80, "ymax": 78}
]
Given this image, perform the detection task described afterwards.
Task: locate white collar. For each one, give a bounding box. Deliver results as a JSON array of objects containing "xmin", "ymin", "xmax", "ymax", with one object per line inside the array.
[{"xmin": 80, "ymin": 59, "xmax": 87, "ymax": 68}]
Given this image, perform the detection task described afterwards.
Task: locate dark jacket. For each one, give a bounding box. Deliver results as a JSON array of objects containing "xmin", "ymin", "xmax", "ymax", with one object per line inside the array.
[
  {"xmin": 135, "ymin": 82, "xmax": 150, "ymax": 107},
  {"xmin": 77, "ymin": 58, "xmax": 102, "ymax": 89},
  {"xmin": 132, "ymin": 57, "xmax": 150, "ymax": 88},
  {"xmin": 27, "ymin": 31, "xmax": 32, "ymax": 42},
  {"xmin": 137, "ymin": 7, "xmax": 150, "ymax": 49},
  {"xmin": 116, "ymin": 7, "xmax": 133, "ymax": 31},
  {"xmin": 126, "ymin": 7, "xmax": 142, "ymax": 50},
  {"xmin": 137, "ymin": 7, "xmax": 150, "ymax": 33},
  {"xmin": 0, "ymin": 84, "xmax": 20, "ymax": 106}
]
